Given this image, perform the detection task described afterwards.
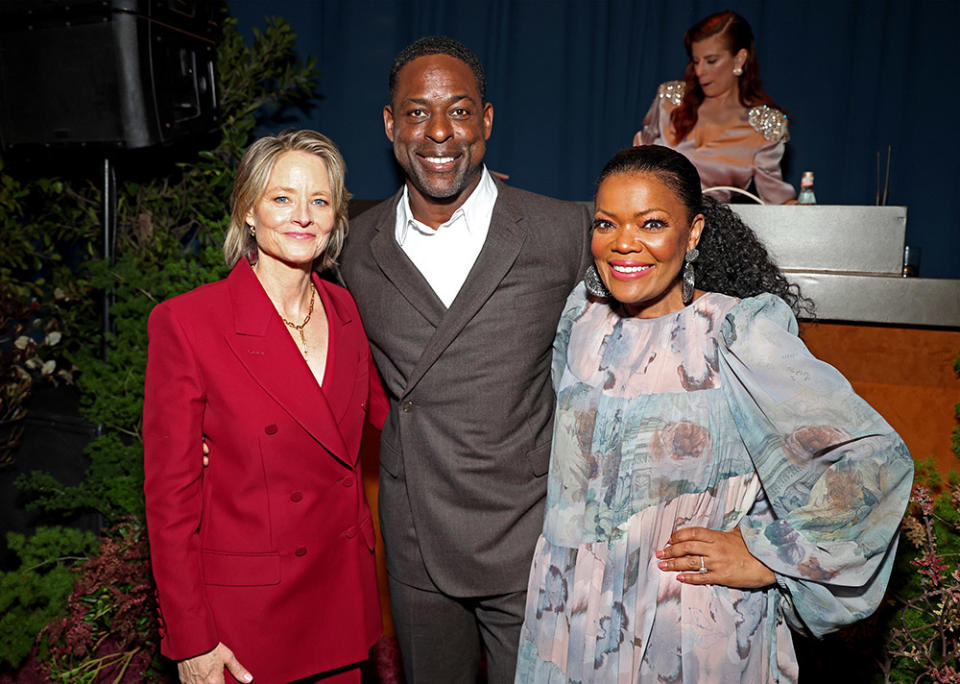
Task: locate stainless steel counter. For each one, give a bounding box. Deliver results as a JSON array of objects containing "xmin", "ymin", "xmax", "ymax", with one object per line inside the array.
[
  {"xmin": 785, "ymin": 272, "xmax": 960, "ymax": 327},
  {"xmin": 730, "ymin": 205, "xmax": 907, "ymax": 275},
  {"xmin": 729, "ymin": 205, "xmax": 959, "ymax": 328}
]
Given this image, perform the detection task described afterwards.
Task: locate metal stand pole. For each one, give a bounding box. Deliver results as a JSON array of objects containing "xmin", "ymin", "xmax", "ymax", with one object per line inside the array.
[{"xmin": 101, "ymin": 157, "xmax": 116, "ymax": 362}]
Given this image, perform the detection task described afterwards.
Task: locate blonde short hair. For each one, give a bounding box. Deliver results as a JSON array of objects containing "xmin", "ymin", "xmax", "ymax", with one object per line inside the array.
[{"xmin": 225, "ymin": 129, "xmax": 351, "ymax": 272}]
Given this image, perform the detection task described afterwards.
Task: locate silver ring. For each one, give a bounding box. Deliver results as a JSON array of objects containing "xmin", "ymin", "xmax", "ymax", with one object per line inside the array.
[{"xmin": 697, "ymin": 555, "xmax": 708, "ymax": 574}]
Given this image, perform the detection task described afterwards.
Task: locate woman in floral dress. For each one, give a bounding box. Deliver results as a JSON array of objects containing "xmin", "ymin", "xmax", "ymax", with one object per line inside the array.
[{"xmin": 515, "ymin": 145, "xmax": 913, "ymax": 683}]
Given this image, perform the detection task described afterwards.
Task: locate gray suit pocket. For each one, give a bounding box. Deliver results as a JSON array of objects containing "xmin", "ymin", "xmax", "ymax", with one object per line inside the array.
[
  {"xmin": 379, "ymin": 440, "xmax": 404, "ymax": 478},
  {"xmin": 525, "ymin": 441, "xmax": 552, "ymax": 477}
]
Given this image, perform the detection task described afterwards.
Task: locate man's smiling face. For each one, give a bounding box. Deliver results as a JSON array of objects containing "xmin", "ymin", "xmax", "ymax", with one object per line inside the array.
[{"xmin": 384, "ymin": 53, "xmax": 493, "ymax": 210}]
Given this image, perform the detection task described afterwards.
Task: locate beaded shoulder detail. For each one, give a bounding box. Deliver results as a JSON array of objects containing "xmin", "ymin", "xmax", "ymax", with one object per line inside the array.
[
  {"xmin": 747, "ymin": 105, "xmax": 789, "ymax": 142},
  {"xmin": 657, "ymin": 80, "xmax": 685, "ymax": 107}
]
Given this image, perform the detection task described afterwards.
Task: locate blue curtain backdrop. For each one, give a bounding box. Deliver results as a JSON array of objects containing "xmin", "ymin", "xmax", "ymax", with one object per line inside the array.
[{"xmin": 229, "ymin": 0, "xmax": 959, "ymax": 279}]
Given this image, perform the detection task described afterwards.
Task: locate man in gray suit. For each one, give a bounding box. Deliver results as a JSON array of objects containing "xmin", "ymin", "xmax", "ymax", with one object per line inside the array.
[{"xmin": 340, "ymin": 36, "xmax": 590, "ymax": 684}]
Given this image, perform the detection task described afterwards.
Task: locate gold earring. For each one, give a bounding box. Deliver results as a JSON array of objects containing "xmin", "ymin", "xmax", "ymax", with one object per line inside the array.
[
  {"xmin": 248, "ymin": 225, "xmax": 256, "ymax": 237},
  {"xmin": 733, "ymin": 66, "xmax": 743, "ymax": 76}
]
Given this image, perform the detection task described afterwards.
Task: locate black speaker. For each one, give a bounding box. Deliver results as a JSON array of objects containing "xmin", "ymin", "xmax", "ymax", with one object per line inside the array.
[{"xmin": 0, "ymin": 0, "xmax": 221, "ymax": 150}]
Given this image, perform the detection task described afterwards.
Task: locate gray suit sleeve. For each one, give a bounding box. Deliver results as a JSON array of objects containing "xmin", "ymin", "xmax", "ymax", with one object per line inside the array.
[{"xmin": 575, "ymin": 202, "xmax": 593, "ymax": 281}]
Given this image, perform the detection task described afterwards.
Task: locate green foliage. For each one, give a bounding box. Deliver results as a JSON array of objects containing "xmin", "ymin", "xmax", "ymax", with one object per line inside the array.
[
  {"xmin": 217, "ymin": 16, "xmax": 319, "ymax": 158},
  {"xmin": 0, "ymin": 172, "xmax": 99, "ymax": 295},
  {"xmin": 0, "ymin": 527, "xmax": 97, "ymax": 669},
  {"xmin": 0, "ymin": 170, "xmax": 96, "ymax": 468},
  {"xmin": 17, "ymin": 435, "xmax": 145, "ymax": 521},
  {"xmin": 878, "ymin": 459, "xmax": 960, "ymax": 682}
]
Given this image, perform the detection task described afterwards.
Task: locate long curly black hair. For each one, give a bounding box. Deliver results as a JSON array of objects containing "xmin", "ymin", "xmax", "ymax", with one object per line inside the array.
[{"xmin": 596, "ymin": 145, "xmax": 814, "ymax": 318}]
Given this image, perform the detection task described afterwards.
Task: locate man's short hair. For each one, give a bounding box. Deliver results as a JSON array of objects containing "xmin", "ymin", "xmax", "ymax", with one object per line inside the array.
[{"xmin": 389, "ymin": 35, "xmax": 486, "ymax": 104}]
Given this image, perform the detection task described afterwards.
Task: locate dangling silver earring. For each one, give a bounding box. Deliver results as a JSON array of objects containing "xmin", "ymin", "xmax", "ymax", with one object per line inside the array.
[
  {"xmin": 682, "ymin": 248, "xmax": 699, "ymax": 305},
  {"xmin": 248, "ymin": 224, "xmax": 256, "ymax": 237},
  {"xmin": 584, "ymin": 264, "xmax": 611, "ymax": 299},
  {"xmin": 733, "ymin": 66, "xmax": 743, "ymax": 76}
]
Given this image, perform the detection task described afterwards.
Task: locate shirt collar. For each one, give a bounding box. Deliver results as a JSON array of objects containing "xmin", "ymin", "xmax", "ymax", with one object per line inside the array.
[{"xmin": 396, "ymin": 166, "xmax": 498, "ymax": 245}]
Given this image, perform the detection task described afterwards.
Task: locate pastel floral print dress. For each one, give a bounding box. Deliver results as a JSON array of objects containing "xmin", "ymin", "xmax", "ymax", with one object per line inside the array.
[{"xmin": 515, "ymin": 285, "xmax": 913, "ymax": 683}]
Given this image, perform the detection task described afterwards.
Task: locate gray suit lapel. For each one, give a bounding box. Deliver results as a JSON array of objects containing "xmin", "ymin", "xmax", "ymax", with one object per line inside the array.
[
  {"xmin": 402, "ymin": 187, "xmax": 526, "ymax": 396},
  {"xmin": 368, "ymin": 194, "xmax": 446, "ymax": 328}
]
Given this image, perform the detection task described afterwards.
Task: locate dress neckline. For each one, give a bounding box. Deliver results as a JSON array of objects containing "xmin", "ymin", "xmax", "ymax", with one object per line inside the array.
[{"xmin": 600, "ymin": 291, "xmax": 729, "ymax": 324}]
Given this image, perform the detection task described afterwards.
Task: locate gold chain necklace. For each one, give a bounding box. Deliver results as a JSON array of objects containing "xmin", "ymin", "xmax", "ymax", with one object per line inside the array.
[{"xmin": 279, "ymin": 288, "xmax": 315, "ymax": 357}]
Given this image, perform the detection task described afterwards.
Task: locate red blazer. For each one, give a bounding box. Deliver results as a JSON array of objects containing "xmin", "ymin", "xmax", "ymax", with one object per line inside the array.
[{"xmin": 143, "ymin": 260, "xmax": 388, "ymax": 683}]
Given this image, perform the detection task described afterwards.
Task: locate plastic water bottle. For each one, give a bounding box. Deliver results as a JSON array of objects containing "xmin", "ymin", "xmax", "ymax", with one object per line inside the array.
[{"xmin": 797, "ymin": 171, "xmax": 816, "ymax": 204}]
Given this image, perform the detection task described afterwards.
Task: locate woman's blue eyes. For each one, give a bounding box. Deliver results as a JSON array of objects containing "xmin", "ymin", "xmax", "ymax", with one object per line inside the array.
[{"xmin": 272, "ymin": 196, "xmax": 327, "ymax": 206}]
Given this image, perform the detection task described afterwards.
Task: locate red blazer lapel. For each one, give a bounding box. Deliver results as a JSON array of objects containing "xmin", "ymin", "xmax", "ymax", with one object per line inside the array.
[
  {"xmin": 224, "ymin": 261, "xmax": 349, "ymax": 466},
  {"xmin": 313, "ymin": 276, "xmax": 356, "ymax": 426}
]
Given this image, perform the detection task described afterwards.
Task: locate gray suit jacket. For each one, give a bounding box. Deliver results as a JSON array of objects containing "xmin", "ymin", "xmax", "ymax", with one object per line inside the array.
[{"xmin": 340, "ymin": 181, "xmax": 590, "ymax": 596}]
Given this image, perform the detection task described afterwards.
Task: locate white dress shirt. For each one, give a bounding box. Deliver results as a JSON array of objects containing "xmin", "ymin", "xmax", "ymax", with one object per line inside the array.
[{"xmin": 394, "ymin": 167, "xmax": 498, "ymax": 308}]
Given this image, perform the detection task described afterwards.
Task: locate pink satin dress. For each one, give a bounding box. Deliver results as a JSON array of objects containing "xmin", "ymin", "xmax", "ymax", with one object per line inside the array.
[{"xmin": 633, "ymin": 81, "xmax": 796, "ymax": 205}]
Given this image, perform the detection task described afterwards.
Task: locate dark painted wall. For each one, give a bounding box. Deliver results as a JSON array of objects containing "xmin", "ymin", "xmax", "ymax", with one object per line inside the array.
[{"xmin": 229, "ymin": 0, "xmax": 959, "ymax": 279}]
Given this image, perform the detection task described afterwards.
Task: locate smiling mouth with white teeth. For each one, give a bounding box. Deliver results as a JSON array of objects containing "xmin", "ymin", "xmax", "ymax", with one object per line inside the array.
[{"xmin": 611, "ymin": 264, "xmax": 652, "ymax": 273}]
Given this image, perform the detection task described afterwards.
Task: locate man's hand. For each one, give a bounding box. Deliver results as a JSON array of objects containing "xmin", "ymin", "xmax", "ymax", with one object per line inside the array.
[{"xmin": 178, "ymin": 642, "xmax": 252, "ymax": 684}]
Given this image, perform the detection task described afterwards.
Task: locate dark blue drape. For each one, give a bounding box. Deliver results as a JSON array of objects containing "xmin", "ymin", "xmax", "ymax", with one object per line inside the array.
[{"xmin": 229, "ymin": 0, "xmax": 959, "ymax": 279}]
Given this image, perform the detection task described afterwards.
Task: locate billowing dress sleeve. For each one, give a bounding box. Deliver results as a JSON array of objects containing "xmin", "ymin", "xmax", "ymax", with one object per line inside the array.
[{"xmin": 717, "ymin": 294, "xmax": 913, "ymax": 637}]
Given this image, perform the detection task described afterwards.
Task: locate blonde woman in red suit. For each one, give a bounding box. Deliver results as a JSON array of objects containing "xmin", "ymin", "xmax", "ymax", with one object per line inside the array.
[{"xmin": 143, "ymin": 129, "xmax": 388, "ymax": 684}]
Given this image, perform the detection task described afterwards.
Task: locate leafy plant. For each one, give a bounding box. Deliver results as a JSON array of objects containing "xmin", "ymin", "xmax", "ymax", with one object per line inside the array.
[
  {"xmin": 40, "ymin": 518, "xmax": 159, "ymax": 683},
  {"xmin": 0, "ymin": 168, "xmax": 94, "ymax": 469},
  {"xmin": 0, "ymin": 527, "xmax": 97, "ymax": 669},
  {"xmin": 0, "ymin": 311, "xmax": 67, "ymax": 469},
  {"xmin": 880, "ymin": 466, "xmax": 960, "ymax": 682}
]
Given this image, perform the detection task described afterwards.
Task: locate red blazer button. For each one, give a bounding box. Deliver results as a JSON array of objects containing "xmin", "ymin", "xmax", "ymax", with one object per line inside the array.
[
  {"xmin": 345, "ymin": 527, "xmax": 357, "ymax": 539},
  {"xmin": 295, "ymin": 546, "xmax": 307, "ymax": 556},
  {"xmin": 361, "ymin": 400, "xmax": 368, "ymax": 411},
  {"xmin": 290, "ymin": 491, "xmax": 303, "ymax": 502},
  {"xmin": 264, "ymin": 424, "xmax": 278, "ymax": 435},
  {"xmin": 342, "ymin": 476, "xmax": 354, "ymax": 488}
]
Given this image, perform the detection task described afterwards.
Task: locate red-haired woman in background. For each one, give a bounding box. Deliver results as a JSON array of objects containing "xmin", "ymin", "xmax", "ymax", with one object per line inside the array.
[{"xmin": 634, "ymin": 10, "xmax": 796, "ymax": 204}]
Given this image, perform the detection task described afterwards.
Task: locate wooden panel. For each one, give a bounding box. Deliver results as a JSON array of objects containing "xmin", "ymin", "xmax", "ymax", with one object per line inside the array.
[
  {"xmin": 799, "ymin": 321, "xmax": 960, "ymax": 475},
  {"xmin": 360, "ymin": 422, "xmax": 393, "ymax": 637}
]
